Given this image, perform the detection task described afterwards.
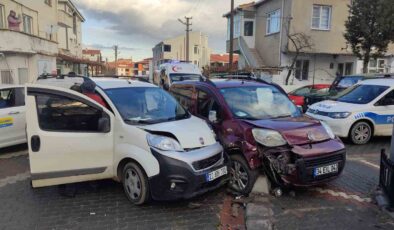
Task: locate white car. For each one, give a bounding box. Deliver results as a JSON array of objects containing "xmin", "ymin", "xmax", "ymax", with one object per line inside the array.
[
  {"xmin": 26, "ymin": 77, "xmax": 229, "ymax": 204},
  {"xmin": 0, "ymin": 85, "xmax": 26, "ymax": 148},
  {"xmin": 307, "ymin": 79, "xmax": 394, "ymax": 144}
]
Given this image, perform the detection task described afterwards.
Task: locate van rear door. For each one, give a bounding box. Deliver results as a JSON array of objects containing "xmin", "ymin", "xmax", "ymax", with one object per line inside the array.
[{"xmin": 26, "ymin": 84, "xmax": 114, "ymax": 187}]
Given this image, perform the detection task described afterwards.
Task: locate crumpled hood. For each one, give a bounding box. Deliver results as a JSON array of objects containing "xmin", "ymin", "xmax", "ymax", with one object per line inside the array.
[
  {"xmin": 244, "ymin": 116, "xmax": 330, "ymax": 145},
  {"xmin": 142, "ymin": 116, "xmax": 216, "ymax": 149},
  {"xmin": 309, "ymin": 100, "xmax": 364, "ymax": 112}
]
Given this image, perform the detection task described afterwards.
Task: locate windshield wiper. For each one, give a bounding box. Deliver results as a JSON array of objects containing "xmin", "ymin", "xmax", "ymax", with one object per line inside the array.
[{"xmin": 124, "ymin": 119, "xmax": 156, "ymax": 124}]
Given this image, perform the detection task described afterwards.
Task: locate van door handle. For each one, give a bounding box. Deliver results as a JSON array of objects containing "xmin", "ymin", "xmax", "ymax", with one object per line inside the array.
[
  {"xmin": 8, "ymin": 111, "xmax": 20, "ymax": 115},
  {"xmin": 31, "ymin": 135, "xmax": 41, "ymax": 152}
]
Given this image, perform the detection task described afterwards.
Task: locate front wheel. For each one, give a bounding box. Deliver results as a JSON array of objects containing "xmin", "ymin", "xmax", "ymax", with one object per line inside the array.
[
  {"xmin": 122, "ymin": 162, "xmax": 150, "ymax": 205},
  {"xmin": 228, "ymin": 154, "xmax": 259, "ymax": 195},
  {"xmin": 349, "ymin": 121, "xmax": 372, "ymax": 145}
]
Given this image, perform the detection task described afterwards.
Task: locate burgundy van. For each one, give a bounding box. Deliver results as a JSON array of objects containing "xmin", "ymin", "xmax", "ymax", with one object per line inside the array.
[{"xmin": 170, "ymin": 79, "xmax": 346, "ymax": 195}]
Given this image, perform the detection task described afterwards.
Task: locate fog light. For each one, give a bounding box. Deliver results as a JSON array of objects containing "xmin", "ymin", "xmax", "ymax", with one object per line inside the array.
[{"xmin": 170, "ymin": 182, "xmax": 176, "ymax": 190}]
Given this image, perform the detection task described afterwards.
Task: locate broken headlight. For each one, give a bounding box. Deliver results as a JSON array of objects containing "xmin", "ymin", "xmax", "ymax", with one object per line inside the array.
[{"xmin": 252, "ymin": 129, "xmax": 287, "ymax": 147}]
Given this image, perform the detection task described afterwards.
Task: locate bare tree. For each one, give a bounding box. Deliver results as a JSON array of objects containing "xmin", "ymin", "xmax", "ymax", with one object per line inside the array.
[{"xmin": 285, "ymin": 33, "xmax": 314, "ymax": 85}]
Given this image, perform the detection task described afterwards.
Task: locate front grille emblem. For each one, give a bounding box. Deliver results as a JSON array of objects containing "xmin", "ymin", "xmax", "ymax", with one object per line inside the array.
[{"xmin": 199, "ymin": 137, "xmax": 205, "ymax": 145}]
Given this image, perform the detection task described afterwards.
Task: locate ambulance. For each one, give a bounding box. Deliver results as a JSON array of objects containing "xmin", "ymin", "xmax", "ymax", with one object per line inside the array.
[{"xmin": 153, "ymin": 62, "xmax": 202, "ymax": 90}]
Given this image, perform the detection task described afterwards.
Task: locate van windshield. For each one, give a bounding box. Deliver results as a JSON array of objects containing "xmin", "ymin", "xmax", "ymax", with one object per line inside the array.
[
  {"xmin": 170, "ymin": 73, "xmax": 201, "ymax": 82},
  {"xmin": 220, "ymin": 86, "xmax": 301, "ymax": 120},
  {"xmin": 105, "ymin": 87, "xmax": 189, "ymax": 125}
]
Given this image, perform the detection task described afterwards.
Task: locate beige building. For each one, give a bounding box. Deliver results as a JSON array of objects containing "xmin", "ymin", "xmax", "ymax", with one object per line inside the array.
[
  {"xmin": 0, "ymin": 0, "xmax": 86, "ymax": 84},
  {"xmin": 56, "ymin": 0, "xmax": 85, "ymax": 75},
  {"xmin": 225, "ymin": 0, "xmax": 394, "ymax": 85},
  {"xmin": 152, "ymin": 31, "xmax": 211, "ymax": 69},
  {"xmin": 0, "ymin": 0, "xmax": 58, "ymax": 84}
]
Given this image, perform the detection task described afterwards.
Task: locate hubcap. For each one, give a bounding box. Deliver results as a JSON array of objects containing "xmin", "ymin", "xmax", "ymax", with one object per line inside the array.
[
  {"xmin": 354, "ymin": 124, "xmax": 370, "ymax": 142},
  {"xmin": 124, "ymin": 169, "xmax": 141, "ymax": 200},
  {"xmin": 230, "ymin": 161, "xmax": 248, "ymax": 191}
]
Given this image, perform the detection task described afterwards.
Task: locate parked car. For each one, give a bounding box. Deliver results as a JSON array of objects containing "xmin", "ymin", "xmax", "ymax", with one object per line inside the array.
[
  {"xmin": 169, "ymin": 79, "xmax": 346, "ymax": 195},
  {"xmin": 288, "ymin": 84, "xmax": 330, "ymax": 111},
  {"xmin": 307, "ymin": 79, "xmax": 394, "ymax": 145},
  {"xmin": 0, "ymin": 85, "xmax": 26, "ymax": 149},
  {"xmin": 304, "ymin": 74, "xmax": 391, "ymax": 108},
  {"xmin": 153, "ymin": 62, "xmax": 202, "ymax": 90},
  {"xmin": 26, "ymin": 76, "xmax": 229, "ymax": 204}
]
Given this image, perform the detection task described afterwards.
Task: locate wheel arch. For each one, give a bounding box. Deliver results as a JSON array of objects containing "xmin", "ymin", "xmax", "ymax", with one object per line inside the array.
[{"xmin": 116, "ymin": 157, "xmax": 146, "ymax": 182}]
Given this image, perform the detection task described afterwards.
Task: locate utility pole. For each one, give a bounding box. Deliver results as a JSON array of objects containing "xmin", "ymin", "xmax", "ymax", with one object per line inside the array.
[
  {"xmin": 114, "ymin": 45, "xmax": 118, "ymax": 75},
  {"xmin": 178, "ymin": 17, "xmax": 192, "ymax": 62},
  {"xmin": 229, "ymin": 0, "xmax": 234, "ymax": 72}
]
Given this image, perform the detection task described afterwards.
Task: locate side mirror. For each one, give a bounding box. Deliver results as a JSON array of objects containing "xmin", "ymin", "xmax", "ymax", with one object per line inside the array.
[
  {"xmin": 209, "ymin": 110, "xmax": 218, "ymax": 123},
  {"xmin": 98, "ymin": 116, "xmax": 110, "ymax": 133}
]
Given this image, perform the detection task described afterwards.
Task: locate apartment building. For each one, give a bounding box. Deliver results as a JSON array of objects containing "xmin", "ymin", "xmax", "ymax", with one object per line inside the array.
[
  {"xmin": 82, "ymin": 49, "xmax": 103, "ymax": 75},
  {"xmin": 224, "ymin": 0, "xmax": 394, "ymax": 85},
  {"xmin": 133, "ymin": 58, "xmax": 152, "ymax": 76},
  {"xmin": 56, "ymin": 0, "xmax": 85, "ymax": 75},
  {"xmin": 152, "ymin": 31, "xmax": 211, "ymax": 69},
  {"xmin": 0, "ymin": 0, "xmax": 87, "ymax": 84},
  {"xmin": 0, "ymin": 0, "xmax": 58, "ymax": 84}
]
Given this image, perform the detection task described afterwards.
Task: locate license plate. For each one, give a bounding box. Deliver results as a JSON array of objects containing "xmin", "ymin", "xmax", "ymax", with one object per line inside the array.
[
  {"xmin": 314, "ymin": 163, "xmax": 338, "ymax": 177},
  {"xmin": 206, "ymin": 166, "xmax": 227, "ymax": 182}
]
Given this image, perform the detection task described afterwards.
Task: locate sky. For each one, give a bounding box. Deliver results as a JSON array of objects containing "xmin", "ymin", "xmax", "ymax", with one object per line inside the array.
[{"xmin": 74, "ymin": 0, "xmax": 251, "ymax": 62}]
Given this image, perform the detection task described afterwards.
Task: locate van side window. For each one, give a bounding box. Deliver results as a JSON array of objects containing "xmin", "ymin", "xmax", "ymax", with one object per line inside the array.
[
  {"xmin": 36, "ymin": 94, "xmax": 107, "ymax": 132},
  {"xmin": 197, "ymin": 89, "xmax": 219, "ymax": 119},
  {"xmin": 171, "ymin": 87, "xmax": 193, "ymax": 109},
  {"xmin": 0, "ymin": 88, "xmax": 25, "ymax": 109},
  {"xmin": 378, "ymin": 90, "xmax": 394, "ymax": 106}
]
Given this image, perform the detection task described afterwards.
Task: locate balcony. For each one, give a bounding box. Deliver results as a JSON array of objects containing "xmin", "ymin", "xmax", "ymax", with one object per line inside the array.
[{"xmin": 0, "ymin": 29, "xmax": 57, "ymax": 56}]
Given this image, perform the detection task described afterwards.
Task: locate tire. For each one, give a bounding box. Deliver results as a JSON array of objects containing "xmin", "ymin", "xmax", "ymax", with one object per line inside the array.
[
  {"xmin": 122, "ymin": 162, "xmax": 150, "ymax": 205},
  {"xmin": 228, "ymin": 154, "xmax": 259, "ymax": 195},
  {"xmin": 350, "ymin": 121, "xmax": 372, "ymax": 145}
]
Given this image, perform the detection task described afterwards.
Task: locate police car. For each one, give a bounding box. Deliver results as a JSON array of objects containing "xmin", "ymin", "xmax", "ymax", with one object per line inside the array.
[
  {"xmin": 0, "ymin": 85, "xmax": 26, "ymax": 148},
  {"xmin": 307, "ymin": 79, "xmax": 394, "ymax": 144}
]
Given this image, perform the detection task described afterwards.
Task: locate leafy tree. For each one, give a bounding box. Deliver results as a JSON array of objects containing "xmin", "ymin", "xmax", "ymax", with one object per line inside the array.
[{"xmin": 344, "ymin": 0, "xmax": 394, "ymax": 73}]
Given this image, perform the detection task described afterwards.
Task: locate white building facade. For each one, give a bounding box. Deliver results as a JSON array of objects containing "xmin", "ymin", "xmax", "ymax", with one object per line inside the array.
[{"xmin": 152, "ymin": 31, "xmax": 211, "ymax": 69}]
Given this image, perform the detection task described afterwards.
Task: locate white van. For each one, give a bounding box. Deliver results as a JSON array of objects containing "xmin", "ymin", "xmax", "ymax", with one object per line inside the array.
[
  {"xmin": 153, "ymin": 62, "xmax": 202, "ymax": 90},
  {"xmin": 26, "ymin": 77, "xmax": 228, "ymax": 204}
]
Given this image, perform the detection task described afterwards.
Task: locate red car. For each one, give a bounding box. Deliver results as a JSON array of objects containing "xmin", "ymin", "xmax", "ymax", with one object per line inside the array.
[
  {"xmin": 288, "ymin": 84, "xmax": 330, "ymax": 110},
  {"xmin": 170, "ymin": 79, "xmax": 346, "ymax": 195}
]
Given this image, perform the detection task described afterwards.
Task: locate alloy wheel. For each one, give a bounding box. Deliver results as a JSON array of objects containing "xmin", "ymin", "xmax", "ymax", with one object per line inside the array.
[
  {"xmin": 230, "ymin": 161, "xmax": 249, "ymax": 191},
  {"xmin": 354, "ymin": 124, "xmax": 370, "ymax": 142}
]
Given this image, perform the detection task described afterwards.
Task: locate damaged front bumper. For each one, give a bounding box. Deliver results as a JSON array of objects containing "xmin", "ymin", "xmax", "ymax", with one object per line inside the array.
[{"xmin": 260, "ymin": 138, "xmax": 346, "ymax": 187}]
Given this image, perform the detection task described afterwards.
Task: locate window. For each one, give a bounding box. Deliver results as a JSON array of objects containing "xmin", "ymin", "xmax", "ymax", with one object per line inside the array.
[
  {"xmin": 1, "ymin": 71, "xmax": 13, "ymax": 84},
  {"xmin": 337, "ymin": 63, "xmax": 353, "ymax": 76},
  {"xmin": 22, "ymin": 14, "xmax": 33, "ymax": 34},
  {"xmin": 0, "ymin": 4, "xmax": 4, "ymax": 29},
  {"xmin": 170, "ymin": 87, "xmax": 193, "ymax": 109},
  {"xmin": 291, "ymin": 86, "xmax": 311, "ymax": 96},
  {"xmin": 36, "ymin": 94, "xmax": 107, "ymax": 132},
  {"xmin": 194, "ymin": 46, "xmax": 199, "ymax": 54},
  {"xmin": 337, "ymin": 85, "xmax": 389, "ymax": 104},
  {"xmin": 295, "ymin": 60, "xmax": 309, "ymax": 80},
  {"xmin": 73, "ymin": 14, "xmax": 77, "ymax": 35},
  {"xmin": 368, "ymin": 59, "xmax": 386, "ymax": 73},
  {"xmin": 312, "ymin": 5, "xmax": 331, "ymax": 30},
  {"xmin": 163, "ymin": 44, "xmax": 171, "ymax": 52},
  {"xmin": 0, "ymin": 88, "xmax": 24, "ymax": 109},
  {"xmin": 244, "ymin": 21, "xmax": 254, "ymax": 36},
  {"xmin": 377, "ymin": 90, "xmax": 394, "ymax": 106},
  {"xmin": 44, "ymin": 0, "xmax": 52, "ymax": 6},
  {"xmin": 197, "ymin": 89, "xmax": 219, "ymax": 119},
  {"xmin": 266, "ymin": 9, "xmax": 281, "ymax": 35}
]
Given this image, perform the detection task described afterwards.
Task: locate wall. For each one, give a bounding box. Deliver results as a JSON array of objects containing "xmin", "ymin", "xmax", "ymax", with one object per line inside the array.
[{"xmin": 255, "ymin": 0, "xmax": 291, "ymax": 67}]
